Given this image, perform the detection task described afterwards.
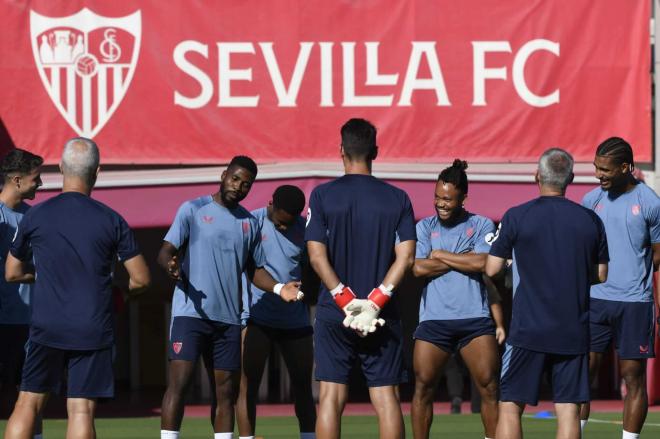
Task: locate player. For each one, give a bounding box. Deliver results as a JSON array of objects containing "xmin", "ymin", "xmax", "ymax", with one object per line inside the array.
[
  {"xmin": 158, "ymin": 156, "xmax": 302, "ymax": 439},
  {"xmin": 236, "ymin": 185, "xmax": 318, "ymax": 439},
  {"xmin": 0, "ymin": 149, "xmax": 43, "ymax": 438},
  {"xmin": 305, "ymin": 118, "xmax": 416, "ymax": 439},
  {"xmin": 3, "ymin": 138, "xmax": 151, "ymax": 439},
  {"xmin": 485, "ymin": 148, "xmax": 608, "ymax": 439},
  {"xmin": 410, "ymin": 159, "xmax": 504, "ymax": 439},
  {"xmin": 579, "ymin": 137, "xmax": 660, "ymax": 439}
]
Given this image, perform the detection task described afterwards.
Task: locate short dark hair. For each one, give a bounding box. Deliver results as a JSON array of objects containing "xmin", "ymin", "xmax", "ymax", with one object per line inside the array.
[
  {"xmin": 596, "ymin": 137, "xmax": 635, "ymax": 171},
  {"xmin": 2, "ymin": 148, "xmax": 44, "ymax": 181},
  {"xmin": 272, "ymin": 185, "xmax": 306, "ymax": 216},
  {"xmin": 341, "ymin": 118, "xmax": 377, "ymax": 161},
  {"xmin": 228, "ymin": 155, "xmax": 258, "ymax": 177},
  {"xmin": 438, "ymin": 159, "xmax": 469, "ymax": 194}
]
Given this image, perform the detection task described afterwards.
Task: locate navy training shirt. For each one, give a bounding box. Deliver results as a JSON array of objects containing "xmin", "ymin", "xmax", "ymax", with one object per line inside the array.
[
  {"xmin": 305, "ymin": 174, "xmax": 416, "ymax": 323},
  {"xmin": 10, "ymin": 192, "xmax": 140, "ymax": 350},
  {"xmin": 489, "ymin": 196, "xmax": 608, "ymax": 355}
]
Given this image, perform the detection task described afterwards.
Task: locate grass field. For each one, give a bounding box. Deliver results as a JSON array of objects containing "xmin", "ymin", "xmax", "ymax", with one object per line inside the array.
[{"xmin": 2, "ymin": 412, "xmax": 660, "ymax": 438}]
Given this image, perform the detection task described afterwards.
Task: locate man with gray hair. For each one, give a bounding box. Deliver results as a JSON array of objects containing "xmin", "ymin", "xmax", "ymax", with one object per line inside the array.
[
  {"xmin": 3, "ymin": 137, "xmax": 151, "ymax": 439},
  {"xmin": 485, "ymin": 148, "xmax": 609, "ymax": 439}
]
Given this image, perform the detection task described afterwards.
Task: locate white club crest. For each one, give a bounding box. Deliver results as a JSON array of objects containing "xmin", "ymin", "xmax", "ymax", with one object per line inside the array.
[{"xmin": 30, "ymin": 8, "xmax": 141, "ymax": 138}]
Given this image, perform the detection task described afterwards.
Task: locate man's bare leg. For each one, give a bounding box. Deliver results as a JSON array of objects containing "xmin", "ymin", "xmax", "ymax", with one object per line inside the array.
[
  {"xmin": 496, "ymin": 401, "xmax": 525, "ymax": 439},
  {"xmin": 369, "ymin": 385, "xmax": 404, "ymax": 439},
  {"xmin": 4, "ymin": 391, "xmax": 49, "ymax": 439},
  {"xmin": 316, "ymin": 381, "xmax": 348, "ymax": 439},
  {"xmin": 66, "ymin": 397, "xmax": 97, "ymax": 439},
  {"xmin": 410, "ymin": 339, "xmax": 450, "ymax": 439},
  {"xmin": 555, "ymin": 402, "xmax": 580, "ymax": 439}
]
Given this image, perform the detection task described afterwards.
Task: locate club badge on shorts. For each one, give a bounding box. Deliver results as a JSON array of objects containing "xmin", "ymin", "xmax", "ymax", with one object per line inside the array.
[{"xmin": 172, "ymin": 342, "xmax": 183, "ymax": 354}]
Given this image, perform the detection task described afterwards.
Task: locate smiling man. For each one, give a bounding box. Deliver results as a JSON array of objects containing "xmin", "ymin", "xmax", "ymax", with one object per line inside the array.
[{"xmin": 579, "ymin": 137, "xmax": 660, "ymax": 439}]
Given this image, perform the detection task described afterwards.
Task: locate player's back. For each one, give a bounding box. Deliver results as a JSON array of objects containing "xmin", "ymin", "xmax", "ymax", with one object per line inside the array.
[
  {"xmin": 12, "ymin": 192, "xmax": 139, "ymax": 350},
  {"xmin": 306, "ymin": 174, "xmax": 415, "ymax": 322},
  {"xmin": 495, "ymin": 196, "xmax": 607, "ymax": 354}
]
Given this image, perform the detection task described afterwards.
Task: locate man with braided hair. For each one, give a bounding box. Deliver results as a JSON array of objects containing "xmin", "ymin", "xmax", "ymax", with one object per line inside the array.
[
  {"xmin": 580, "ymin": 137, "xmax": 660, "ymax": 439},
  {"xmin": 410, "ymin": 159, "xmax": 504, "ymax": 439},
  {"xmin": 305, "ymin": 118, "xmax": 416, "ymax": 439}
]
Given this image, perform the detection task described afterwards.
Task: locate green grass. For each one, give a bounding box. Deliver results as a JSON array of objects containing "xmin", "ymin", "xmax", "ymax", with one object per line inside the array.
[{"xmin": 1, "ymin": 412, "xmax": 659, "ymax": 438}]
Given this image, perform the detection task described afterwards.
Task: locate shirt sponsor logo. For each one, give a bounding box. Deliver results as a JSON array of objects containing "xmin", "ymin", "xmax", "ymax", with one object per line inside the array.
[
  {"xmin": 431, "ymin": 231, "xmax": 440, "ymax": 238},
  {"xmin": 30, "ymin": 8, "xmax": 141, "ymax": 138},
  {"xmin": 202, "ymin": 215, "xmax": 214, "ymax": 223},
  {"xmin": 485, "ymin": 222, "xmax": 501, "ymax": 245}
]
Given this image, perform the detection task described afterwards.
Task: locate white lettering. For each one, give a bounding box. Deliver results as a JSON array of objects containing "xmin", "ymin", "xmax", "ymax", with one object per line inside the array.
[
  {"xmin": 472, "ymin": 41, "xmax": 511, "ymax": 106},
  {"xmin": 342, "ymin": 42, "xmax": 393, "ymax": 106},
  {"xmin": 398, "ymin": 42, "xmax": 450, "ymax": 106},
  {"xmin": 513, "ymin": 39, "xmax": 559, "ymax": 107},
  {"xmin": 218, "ymin": 42, "xmax": 259, "ymax": 107},
  {"xmin": 319, "ymin": 42, "xmax": 334, "ymax": 107},
  {"xmin": 173, "ymin": 40, "xmax": 212, "ymax": 109},
  {"xmin": 259, "ymin": 42, "xmax": 313, "ymax": 107}
]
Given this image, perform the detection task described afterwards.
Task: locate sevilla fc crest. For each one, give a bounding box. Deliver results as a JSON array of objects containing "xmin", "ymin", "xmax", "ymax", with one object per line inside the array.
[
  {"xmin": 30, "ymin": 8, "xmax": 141, "ymax": 138},
  {"xmin": 172, "ymin": 342, "xmax": 183, "ymax": 354}
]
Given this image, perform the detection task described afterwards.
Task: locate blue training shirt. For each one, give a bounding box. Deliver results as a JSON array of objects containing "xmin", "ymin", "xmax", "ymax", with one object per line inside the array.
[
  {"xmin": 0, "ymin": 202, "xmax": 32, "ymax": 325},
  {"xmin": 241, "ymin": 207, "xmax": 310, "ymax": 329},
  {"xmin": 582, "ymin": 182, "xmax": 660, "ymax": 303},
  {"xmin": 416, "ymin": 213, "xmax": 495, "ymax": 322},
  {"xmin": 164, "ymin": 195, "xmax": 266, "ymax": 325},
  {"xmin": 10, "ymin": 192, "xmax": 140, "ymax": 350},
  {"xmin": 489, "ymin": 196, "xmax": 609, "ymax": 355},
  {"xmin": 305, "ymin": 174, "xmax": 416, "ymax": 323}
]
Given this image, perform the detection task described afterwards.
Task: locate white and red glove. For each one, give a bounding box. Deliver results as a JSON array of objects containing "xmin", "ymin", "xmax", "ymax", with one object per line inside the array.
[
  {"xmin": 349, "ymin": 284, "xmax": 391, "ymax": 336},
  {"xmin": 330, "ymin": 283, "xmax": 366, "ymax": 327}
]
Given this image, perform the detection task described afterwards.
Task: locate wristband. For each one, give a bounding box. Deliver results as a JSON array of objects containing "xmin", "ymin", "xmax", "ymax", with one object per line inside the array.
[
  {"xmin": 273, "ymin": 283, "xmax": 285, "ymax": 296},
  {"xmin": 331, "ymin": 283, "xmax": 356, "ymax": 309},
  {"xmin": 368, "ymin": 284, "xmax": 393, "ymax": 309}
]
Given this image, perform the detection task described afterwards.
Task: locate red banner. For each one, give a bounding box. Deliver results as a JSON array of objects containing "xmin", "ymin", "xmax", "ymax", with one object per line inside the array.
[{"xmin": 0, "ymin": 1, "xmax": 651, "ymax": 165}]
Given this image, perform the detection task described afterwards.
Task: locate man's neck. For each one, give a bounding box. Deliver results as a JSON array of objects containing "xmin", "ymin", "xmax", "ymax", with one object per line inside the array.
[
  {"xmin": 62, "ymin": 178, "xmax": 92, "ymax": 196},
  {"xmin": 539, "ymin": 186, "xmax": 565, "ymax": 197},
  {"xmin": 0, "ymin": 189, "xmax": 22, "ymax": 209},
  {"xmin": 343, "ymin": 159, "xmax": 371, "ymax": 175}
]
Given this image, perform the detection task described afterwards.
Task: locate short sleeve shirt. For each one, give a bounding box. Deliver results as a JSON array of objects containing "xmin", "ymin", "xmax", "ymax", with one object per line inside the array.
[
  {"xmin": 305, "ymin": 175, "xmax": 416, "ymax": 323},
  {"xmin": 241, "ymin": 207, "xmax": 309, "ymax": 329},
  {"xmin": 0, "ymin": 202, "xmax": 32, "ymax": 325},
  {"xmin": 582, "ymin": 183, "xmax": 660, "ymax": 302},
  {"xmin": 164, "ymin": 196, "xmax": 265, "ymax": 325},
  {"xmin": 489, "ymin": 196, "xmax": 608, "ymax": 355},
  {"xmin": 10, "ymin": 192, "xmax": 140, "ymax": 350},
  {"xmin": 416, "ymin": 213, "xmax": 495, "ymax": 322}
]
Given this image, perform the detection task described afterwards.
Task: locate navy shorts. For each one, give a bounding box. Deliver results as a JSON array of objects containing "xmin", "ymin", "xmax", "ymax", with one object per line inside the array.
[
  {"xmin": 314, "ymin": 318, "xmax": 407, "ymax": 387},
  {"xmin": 20, "ymin": 341, "xmax": 114, "ymax": 398},
  {"xmin": 0, "ymin": 324, "xmax": 29, "ymax": 386},
  {"xmin": 590, "ymin": 298, "xmax": 656, "ymax": 359},
  {"xmin": 169, "ymin": 316, "xmax": 241, "ymax": 371},
  {"xmin": 500, "ymin": 344, "xmax": 589, "ymax": 405},
  {"xmin": 413, "ymin": 318, "xmax": 495, "ymax": 354}
]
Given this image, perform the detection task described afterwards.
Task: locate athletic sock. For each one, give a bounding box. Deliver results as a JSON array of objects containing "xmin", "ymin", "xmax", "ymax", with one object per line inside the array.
[
  {"xmin": 581, "ymin": 419, "xmax": 588, "ymax": 433},
  {"xmin": 215, "ymin": 434, "xmax": 233, "ymax": 439},
  {"xmin": 622, "ymin": 430, "xmax": 639, "ymax": 439},
  {"xmin": 161, "ymin": 431, "xmax": 179, "ymax": 439},
  {"xmin": 239, "ymin": 436, "xmax": 255, "ymax": 439},
  {"xmin": 301, "ymin": 433, "xmax": 316, "ymax": 439},
  {"xmin": 34, "ymin": 435, "xmax": 43, "ymax": 439}
]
